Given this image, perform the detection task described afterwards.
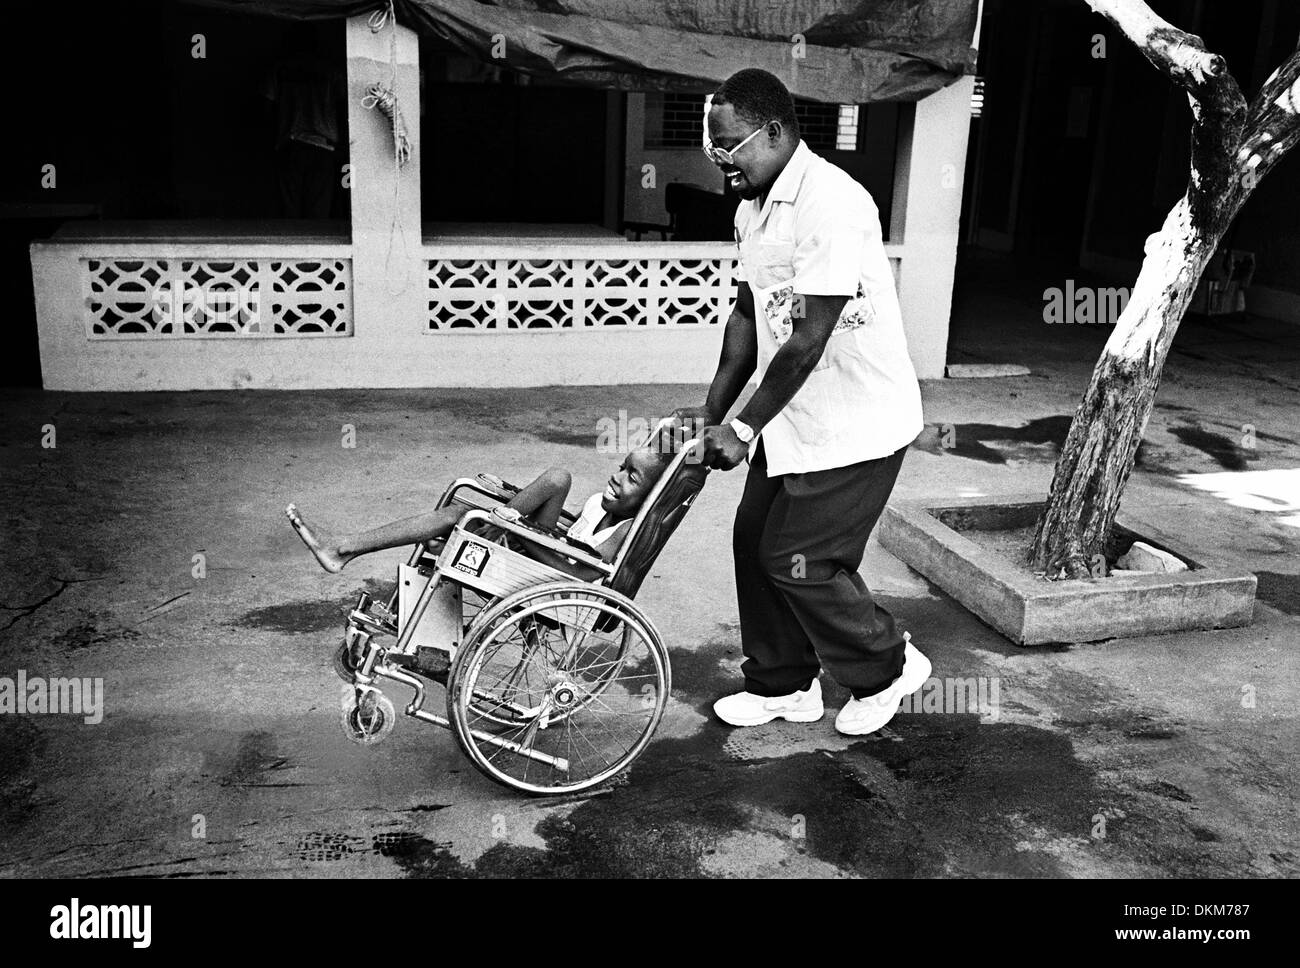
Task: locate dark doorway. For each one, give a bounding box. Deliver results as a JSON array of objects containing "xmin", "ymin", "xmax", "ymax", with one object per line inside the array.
[
  {"xmin": 1013, "ymin": 3, "xmax": 1104, "ymax": 260},
  {"xmin": 422, "ymin": 60, "xmax": 608, "ymax": 224}
]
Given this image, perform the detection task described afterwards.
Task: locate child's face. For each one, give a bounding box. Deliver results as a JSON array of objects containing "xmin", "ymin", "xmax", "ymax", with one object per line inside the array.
[{"xmin": 601, "ymin": 449, "xmax": 663, "ymax": 518}]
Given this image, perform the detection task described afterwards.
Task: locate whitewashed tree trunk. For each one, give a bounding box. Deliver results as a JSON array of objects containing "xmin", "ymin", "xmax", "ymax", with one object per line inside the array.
[{"xmin": 1031, "ymin": 0, "xmax": 1300, "ymax": 578}]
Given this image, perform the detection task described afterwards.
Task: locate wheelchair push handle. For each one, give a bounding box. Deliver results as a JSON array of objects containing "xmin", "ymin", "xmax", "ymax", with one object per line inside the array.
[{"xmin": 649, "ymin": 416, "xmax": 709, "ymax": 469}]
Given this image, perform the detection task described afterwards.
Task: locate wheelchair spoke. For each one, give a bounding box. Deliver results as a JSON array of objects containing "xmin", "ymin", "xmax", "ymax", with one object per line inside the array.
[{"xmin": 450, "ymin": 588, "xmax": 669, "ymax": 793}]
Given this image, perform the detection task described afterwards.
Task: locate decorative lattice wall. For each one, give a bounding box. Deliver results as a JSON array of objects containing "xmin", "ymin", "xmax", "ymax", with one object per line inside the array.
[
  {"xmin": 84, "ymin": 258, "xmax": 353, "ymax": 338},
  {"xmin": 425, "ymin": 251, "xmax": 738, "ymax": 331}
]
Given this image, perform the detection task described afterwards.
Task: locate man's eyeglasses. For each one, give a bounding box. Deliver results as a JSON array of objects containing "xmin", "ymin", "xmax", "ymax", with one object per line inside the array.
[{"xmin": 703, "ymin": 121, "xmax": 773, "ymax": 166}]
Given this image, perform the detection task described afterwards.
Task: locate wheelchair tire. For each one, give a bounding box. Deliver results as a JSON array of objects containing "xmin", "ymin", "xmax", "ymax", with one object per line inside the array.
[
  {"xmin": 334, "ymin": 639, "xmax": 358, "ymax": 683},
  {"xmin": 447, "ymin": 582, "xmax": 670, "ymax": 796},
  {"xmin": 340, "ymin": 687, "xmax": 395, "ymax": 746}
]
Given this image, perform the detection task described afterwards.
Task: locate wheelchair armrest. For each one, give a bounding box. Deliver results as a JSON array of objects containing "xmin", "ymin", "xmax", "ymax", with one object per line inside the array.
[
  {"xmin": 477, "ymin": 473, "xmax": 519, "ymax": 494},
  {"xmin": 457, "ymin": 475, "xmax": 577, "ymax": 527},
  {"xmin": 485, "ymin": 508, "xmax": 612, "ymax": 574},
  {"xmin": 489, "ymin": 506, "xmax": 572, "ymax": 541},
  {"xmin": 490, "ymin": 508, "xmax": 600, "ymax": 556}
]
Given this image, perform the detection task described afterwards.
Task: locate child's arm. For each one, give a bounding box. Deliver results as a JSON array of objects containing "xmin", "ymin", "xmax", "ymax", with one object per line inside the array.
[
  {"xmin": 503, "ymin": 468, "xmax": 572, "ymax": 527},
  {"xmin": 521, "ymin": 543, "xmax": 606, "ymax": 582}
]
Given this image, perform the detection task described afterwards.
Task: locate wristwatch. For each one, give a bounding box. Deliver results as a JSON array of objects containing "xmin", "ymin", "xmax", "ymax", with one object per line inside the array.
[{"xmin": 730, "ymin": 418, "xmax": 756, "ymax": 444}]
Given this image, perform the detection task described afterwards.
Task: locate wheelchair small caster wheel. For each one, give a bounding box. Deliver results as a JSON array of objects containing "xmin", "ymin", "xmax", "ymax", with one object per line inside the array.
[
  {"xmin": 334, "ymin": 640, "xmax": 358, "ymax": 682},
  {"xmin": 340, "ymin": 686, "xmax": 395, "ymax": 745},
  {"xmin": 335, "ymin": 629, "xmax": 371, "ymax": 682}
]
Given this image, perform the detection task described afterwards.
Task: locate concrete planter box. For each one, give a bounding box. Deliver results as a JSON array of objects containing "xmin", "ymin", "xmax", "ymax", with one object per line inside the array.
[{"xmin": 878, "ymin": 494, "xmax": 1257, "ymax": 645}]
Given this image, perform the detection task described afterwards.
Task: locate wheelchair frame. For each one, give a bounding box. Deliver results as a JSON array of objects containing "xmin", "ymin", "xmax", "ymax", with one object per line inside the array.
[{"xmin": 335, "ymin": 434, "xmax": 706, "ymax": 796}]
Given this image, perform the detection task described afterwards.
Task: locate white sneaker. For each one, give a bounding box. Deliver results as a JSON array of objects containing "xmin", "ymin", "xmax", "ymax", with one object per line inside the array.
[
  {"xmin": 713, "ymin": 678, "xmax": 824, "ymax": 727},
  {"xmin": 834, "ymin": 634, "xmax": 931, "ymax": 736}
]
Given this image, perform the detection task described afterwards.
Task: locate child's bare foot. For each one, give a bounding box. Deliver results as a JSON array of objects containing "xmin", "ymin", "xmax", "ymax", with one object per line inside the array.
[{"xmin": 285, "ymin": 504, "xmax": 351, "ymax": 573}]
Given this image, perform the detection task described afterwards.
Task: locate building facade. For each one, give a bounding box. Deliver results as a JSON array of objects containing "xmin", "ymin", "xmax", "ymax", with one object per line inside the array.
[{"xmin": 29, "ymin": 10, "xmax": 977, "ymax": 391}]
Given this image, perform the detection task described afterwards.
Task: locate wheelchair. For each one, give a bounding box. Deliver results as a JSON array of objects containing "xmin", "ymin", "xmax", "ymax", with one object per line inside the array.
[{"xmin": 334, "ymin": 428, "xmax": 708, "ymax": 796}]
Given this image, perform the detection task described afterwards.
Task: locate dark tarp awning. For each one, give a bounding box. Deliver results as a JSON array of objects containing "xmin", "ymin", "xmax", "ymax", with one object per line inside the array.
[{"xmin": 185, "ymin": 0, "xmax": 978, "ymax": 102}]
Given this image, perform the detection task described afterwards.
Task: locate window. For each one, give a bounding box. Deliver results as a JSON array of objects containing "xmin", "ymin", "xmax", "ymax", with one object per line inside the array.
[
  {"xmin": 794, "ymin": 100, "xmax": 837, "ymax": 151},
  {"xmin": 648, "ymin": 93, "xmax": 863, "ymax": 152},
  {"xmin": 644, "ymin": 92, "xmax": 707, "ymax": 149},
  {"xmin": 836, "ymin": 105, "xmax": 860, "ymax": 151}
]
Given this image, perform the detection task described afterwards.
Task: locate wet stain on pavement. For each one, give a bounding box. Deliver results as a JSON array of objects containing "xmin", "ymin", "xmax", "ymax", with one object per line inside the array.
[
  {"xmin": 373, "ymin": 831, "xmax": 470, "ymax": 876},
  {"xmin": 234, "ymin": 580, "xmax": 388, "ymax": 634},
  {"xmin": 1139, "ymin": 780, "xmax": 1194, "ymax": 803},
  {"xmin": 530, "ymin": 426, "xmax": 600, "ymax": 448},
  {"xmin": 395, "ymin": 600, "xmax": 1240, "ymax": 879},
  {"xmin": 914, "ymin": 414, "xmax": 1282, "ymax": 473},
  {"xmin": 663, "ymin": 634, "xmax": 744, "ymax": 706},
  {"xmin": 1167, "ymin": 423, "xmax": 1253, "ymax": 470},
  {"xmin": 0, "ymin": 717, "xmax": 46, "ymax": 829},
  {"xmin": 1052, "ymin": 711, "xmax": 1184, "ymax": 742},
  {"xmin": 50, "ymin": 621, "xmax": 142, "ymax": 651},
  {"xmin": 208, "ymin": 730, "xmax": 292, "ymax": 789},
  {"xmin": 436, "ymin": 714, "xmax": 1115, "ymax": 878},
  {"xmin": 912, "ymin": 415, "xmax": 1073, "ymax": 464}
]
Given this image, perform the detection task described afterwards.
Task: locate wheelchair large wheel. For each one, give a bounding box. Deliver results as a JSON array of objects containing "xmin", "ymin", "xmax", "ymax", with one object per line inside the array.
[
  {"xmin": 447, "ymin": 582, "xmax": 670, "ymax": 795},
  {"xmin": 457, "ymin": 584, "xmax": 639, "ymax": 729}
]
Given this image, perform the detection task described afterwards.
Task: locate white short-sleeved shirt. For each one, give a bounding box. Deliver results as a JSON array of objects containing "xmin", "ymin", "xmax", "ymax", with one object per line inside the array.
[
  {"xmin": 734, "ymin": 139, "xmax": 924, "ymax": 476},
  {"xmin": 565, "ymin": 493, "xmax": 629, "ymax": 560}
]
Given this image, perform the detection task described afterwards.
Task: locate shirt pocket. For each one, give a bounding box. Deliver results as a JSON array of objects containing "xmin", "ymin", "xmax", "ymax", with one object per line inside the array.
[
  {"xmin": 750, "ymin": 240, "xmax": 795, "ymax": 292},
  {"xmin": 757, "ymin": 283, "xmax": 795, "ymax": 347},
  {"xmin": 814, "ymin": 287, "xmax": 875, "ymax": 372},
  {"xmin": 831, "ymin": 286, "xmax": 876, "ymax": 337}
]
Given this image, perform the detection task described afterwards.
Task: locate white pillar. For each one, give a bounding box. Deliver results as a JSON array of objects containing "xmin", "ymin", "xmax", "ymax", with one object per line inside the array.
[
  {"xmin": 345, "ymin": 15, "xmax": 423, "ymax": 369},
  {"xmin": 892, "ymin": 76, "xmax": 974, "ymax": 379}
]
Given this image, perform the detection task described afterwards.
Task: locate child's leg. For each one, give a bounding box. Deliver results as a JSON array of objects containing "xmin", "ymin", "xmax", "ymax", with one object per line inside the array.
[
  {"xmin": 504, "ymin": 468, "xmax": 571, "ymax": 528},
  {"xmin": 286, "ymin": 468, "xmax": 571, "ymax": 574},
  {"xmin": 286, "ymin": 503, "xmax": 464, "ymax": 573}
]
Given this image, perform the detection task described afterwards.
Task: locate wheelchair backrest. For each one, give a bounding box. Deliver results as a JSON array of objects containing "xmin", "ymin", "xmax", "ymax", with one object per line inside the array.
[{"xmin": 606, "ymin": 431, "xmax": 709, "ymax": 601}]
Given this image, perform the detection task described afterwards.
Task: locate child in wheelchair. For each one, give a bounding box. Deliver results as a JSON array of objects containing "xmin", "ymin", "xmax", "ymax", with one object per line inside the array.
[{"xmin": 285, "ymin": 445, "xmax": 672, "ymax": 580}]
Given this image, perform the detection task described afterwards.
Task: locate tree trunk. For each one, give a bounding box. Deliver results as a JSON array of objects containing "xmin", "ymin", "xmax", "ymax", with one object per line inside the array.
[
  {"xmin": 1031, "ymin": 197, "xmax": 1220, "ymax": 578},
  {"xmin": 1029, "ymin": 0, "xmax": 1300, "ymax": 579}
]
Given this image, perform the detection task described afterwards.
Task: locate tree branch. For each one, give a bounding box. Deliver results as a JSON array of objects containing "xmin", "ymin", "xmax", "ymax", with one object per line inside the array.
[
  {"xmin": 1084, "ymin": 0, "xmax": 1247, "ymax": 210},
  {"xmin": 1241, "ymin": 48, "xmax": 1300, "ymax": 183}
]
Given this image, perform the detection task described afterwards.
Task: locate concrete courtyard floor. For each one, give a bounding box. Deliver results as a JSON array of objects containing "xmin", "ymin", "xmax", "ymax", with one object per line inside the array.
[{"xmin": 2, "ymin": 273, "xmax": 1298, "ymax": 877}]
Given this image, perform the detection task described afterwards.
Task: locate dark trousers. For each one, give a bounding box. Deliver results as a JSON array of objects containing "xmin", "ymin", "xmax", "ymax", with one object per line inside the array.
[{"xmin": 734, "ymin": 440, "xmax": 908, "ymax": 700}]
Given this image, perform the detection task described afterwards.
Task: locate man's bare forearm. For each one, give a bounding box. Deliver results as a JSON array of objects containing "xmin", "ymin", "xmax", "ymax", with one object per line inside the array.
[
  {"xmin": 521, "ymin": 541, "xmax": 603, "ymax": 582},
  {"xmin": 733, "ymin": 332, "xmax": 823, "ymax": 431},
  {"xmin": 734, "ymin": 293, "xmax": 847, "ymax": 432},
  {"xmin": 702, "ymin": 289, "xmax": 758, "ymax": 423},
  {"xmin": 704, "ymin": 342, "xmax": 755, "ymax": 424}
]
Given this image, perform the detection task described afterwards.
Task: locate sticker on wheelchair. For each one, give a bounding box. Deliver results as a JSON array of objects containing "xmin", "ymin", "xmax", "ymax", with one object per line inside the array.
[{"xmin": 452, "ymin": 540, "xmax": 491, "ymax": 578}]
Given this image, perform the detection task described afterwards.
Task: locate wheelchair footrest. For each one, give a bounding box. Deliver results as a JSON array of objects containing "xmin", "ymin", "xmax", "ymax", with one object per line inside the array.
[
  {"xmin": 384, "ymin": 647, "xmax": 450, "ymax": 684},
  {"xmin": 414, "ymin": 646, "xmax": 451, "ymax": 683}
]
